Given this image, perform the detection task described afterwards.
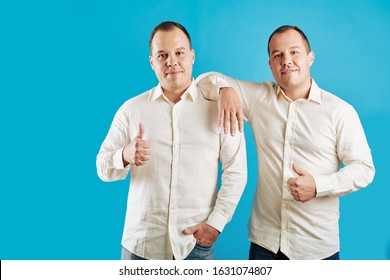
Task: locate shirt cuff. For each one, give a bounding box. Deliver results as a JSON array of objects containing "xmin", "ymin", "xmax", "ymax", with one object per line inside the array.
[
  {"xmin": 210, "ymin": 74, "xmax": 231, "ymax": 89},
  {"xmin": 206, "ymin": 211, "xmax": 229, "ymax": 233},
  {"xmin": 113, "ymin": 147, "xmax": 130, "ymax": 170},
  {"xmin": 313, "ymin": 175, "xmax": 332, "ymax": 197},
  {"xmin": 196, "ymin": 72, "xmax": 232, "ymax": 101}
]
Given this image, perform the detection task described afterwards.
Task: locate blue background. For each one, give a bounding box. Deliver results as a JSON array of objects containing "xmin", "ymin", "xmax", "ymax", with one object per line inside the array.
[{"xmin": 1, "ymin": 0, "xmax": 389, "ymax": 260}]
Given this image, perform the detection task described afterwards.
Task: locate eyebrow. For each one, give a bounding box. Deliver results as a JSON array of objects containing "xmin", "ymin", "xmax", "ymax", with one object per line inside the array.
[
  {"xmin": 155, "ymin": 47, "xmax": 187, "ymax": 54},
  {"xmin": 270, "ymin": 45, "xmax": 302, "ymax": 55},
  {"xmin": 173, "ymin": 47, "xmax": 187, "ymax": 53}
]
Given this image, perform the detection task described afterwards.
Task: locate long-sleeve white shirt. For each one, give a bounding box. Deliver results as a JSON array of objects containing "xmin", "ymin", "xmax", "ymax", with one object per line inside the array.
[
  {"xmin": 196, "ymin": 72, "xmax": 375, "ymax": 259},
  {"xmin": 96, "ymin": 80, "xmax": 247, "ymax": 260}
]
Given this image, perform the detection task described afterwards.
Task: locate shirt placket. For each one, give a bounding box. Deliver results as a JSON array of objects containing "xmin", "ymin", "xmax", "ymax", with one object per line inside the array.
[
  {"xmin": 168, "ymin": 101, "xmax": 181, "ymax": 258},
  {"xmin": 280, "ymin": 101, "xmax": 298, "ymax": 255}
]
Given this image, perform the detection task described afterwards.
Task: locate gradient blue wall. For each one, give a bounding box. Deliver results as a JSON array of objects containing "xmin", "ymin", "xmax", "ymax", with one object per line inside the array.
[{"xmin": 1, "ymin": 0, "xmax": 389, "ymax": 260}]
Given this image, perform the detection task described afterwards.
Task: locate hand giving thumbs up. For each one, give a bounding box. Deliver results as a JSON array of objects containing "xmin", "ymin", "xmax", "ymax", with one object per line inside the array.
[
  {"xmin": 287, "ymin": 163, "xmax": 316, "ymax": 202},
  {"xmin": 122, "ymin": 123, "xmax": 151, "ymax": 167}
]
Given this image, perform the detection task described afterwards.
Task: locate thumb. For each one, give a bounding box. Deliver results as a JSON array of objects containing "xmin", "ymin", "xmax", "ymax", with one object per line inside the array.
[
  {"xmin": 137, "ymin": 123, "xmax": 145, "ymax": 139},
  {"xmin": 182, "ymin": 225, "xmax": 198, "ymax": 235},
  {"xmin": 293, "ymin": 163, "xmax": 308, "ymax": 176}
]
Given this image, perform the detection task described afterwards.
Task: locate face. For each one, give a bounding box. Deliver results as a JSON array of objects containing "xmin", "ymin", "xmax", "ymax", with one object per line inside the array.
[
  {"xmin": 149, "ymin": 27, "xmax": 195, "ymax": 96},
  {"xmin": 268, "ymin": 29, "xmax": 314, "ymax": 95}
]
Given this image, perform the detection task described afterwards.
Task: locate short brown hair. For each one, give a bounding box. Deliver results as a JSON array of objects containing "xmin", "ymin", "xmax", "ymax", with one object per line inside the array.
[
  {"xmin": 267, "ymin": 25, "xmax": 311, "ymax": 56},
  {"xmin": 149, "ymin": 21, "xmax": 192, "ymax": 52}
]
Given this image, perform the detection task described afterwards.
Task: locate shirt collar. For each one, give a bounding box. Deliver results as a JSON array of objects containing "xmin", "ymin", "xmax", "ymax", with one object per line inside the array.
[
  {"xmin": 151, "ymin": 78, "xmax": 197, "ymax": 103},
  {"xmin": 275, "ymin": 78, "xmax": 322, "ymax": 104},
  {"xmin": 307, "ymin": 79, "xmax": 321, "ymax": 104}
]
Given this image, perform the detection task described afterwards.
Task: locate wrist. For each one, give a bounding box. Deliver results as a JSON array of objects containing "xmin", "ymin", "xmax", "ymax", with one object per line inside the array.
[
  {"xmin": 122, "ymin": 145, "xmax": 135, "ymax": 167},
  {"xmin": 220, "ymin": 87, "xmax": 233, "ymax": 94}
]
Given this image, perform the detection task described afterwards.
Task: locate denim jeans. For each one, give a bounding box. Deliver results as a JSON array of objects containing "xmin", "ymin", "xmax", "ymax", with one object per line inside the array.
[
  {"xmin": 249, "ymin": 242, "xmax": 340, "ymax": 260},
  {"xmin": 184, "ymin": 243, "xmax": 214, "ymax": 260},
  {"xmin": 121, "ymin": 243, "xmax": 214, "ymax": 260}
]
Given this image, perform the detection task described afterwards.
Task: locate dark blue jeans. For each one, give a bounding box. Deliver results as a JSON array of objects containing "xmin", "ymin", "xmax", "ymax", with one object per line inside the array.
[
  {"xmin": 121, "ymin": 243, "xmax": 214, "ymax": 260},
  {"xmin": 249, "ymin": 242, "xmax": 340, "ymax": 260}
]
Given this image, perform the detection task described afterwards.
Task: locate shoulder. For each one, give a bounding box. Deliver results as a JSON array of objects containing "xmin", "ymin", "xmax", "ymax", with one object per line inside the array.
[
  {"xmin": 121, "ymin": 88, "xmax": 156, "ymax": 108},
  {"xmin": 111, "ymin": 88, "xmax": 155, "ymax": 125},
  {"xmin": 318, "ymin": 87, "xmax": 360, "ymax": 125},
  {"xmin": 253, "ymin": 81, "xmax": 278, "ymax": 100},
  {"xmin": 261, "ymin": 81, "xmax": 278, "ymax": 92},
  {"xmin": 320, "ymin": 88, "xmax": 352, "ymax": 111}
]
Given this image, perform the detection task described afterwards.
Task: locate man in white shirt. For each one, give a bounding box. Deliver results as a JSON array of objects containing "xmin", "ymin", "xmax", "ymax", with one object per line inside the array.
[
  {"xmin": 196, "ymin": 25, "xmax": 375, "ymax": 260},
  {"xmin": 96, "ymin": 21, "xmax": 247, "ymax": 260}
]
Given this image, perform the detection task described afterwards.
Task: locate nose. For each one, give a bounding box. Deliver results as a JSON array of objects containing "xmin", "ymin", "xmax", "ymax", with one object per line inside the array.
[
  {"xmin": 281, "ymin": 54, "xmax": 292, "ymax": 66},
  {"xmin": 167, "ymin": 55, "xmax": 178, "ymax": 67}
]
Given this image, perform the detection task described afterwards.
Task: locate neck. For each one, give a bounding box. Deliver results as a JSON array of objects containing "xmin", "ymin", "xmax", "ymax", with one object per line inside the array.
[
  {"xmin": 283, "ymin": 80, "xmax": 312, "ymax": 101},
  {"xmin": 162, "ymin": 80, "xmax": 192, "ymax": 104},
  {"xmin": 285, "ymin": 90, "xmax": 308, "ymax": 101},
  {"xmin": 163, "ymin": 89, "xmax": 185, "ymax": 104}
]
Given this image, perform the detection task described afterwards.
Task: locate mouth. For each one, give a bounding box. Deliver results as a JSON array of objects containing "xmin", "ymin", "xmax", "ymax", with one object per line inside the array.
[
  {"xmin": 166, "ymin": 71, "xmax": 183, "ymax": 77},
  {"xmin": 281, "ymin": 69, "xmax": 298, "ymax": 75}
]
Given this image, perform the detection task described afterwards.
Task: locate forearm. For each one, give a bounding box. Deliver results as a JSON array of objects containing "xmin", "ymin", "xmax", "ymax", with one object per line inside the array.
[
  {"xmin": 315, "ymin": 105, "xmax": 375, "ymax": 197},
  {"xmin": 96, "ymin": 108, "xmax": 132, "ymax": 182},
  {"xmin": 196, "ymin": 72, "xmax": 257, "ymax": 115},
  {"xmin": 195, "ymin": 72, "xmax": 230, "ymax": 101},
  {"xmin": 314, "ymin": 160, "xmax": 375, "ymax": 197},
  {"xmin": 207, "ymin": 133, "xmax": 247, "ymax": 231},
  {"xmin": 96, "ymin": 146, "xmax": 130, "ymax": 182}
]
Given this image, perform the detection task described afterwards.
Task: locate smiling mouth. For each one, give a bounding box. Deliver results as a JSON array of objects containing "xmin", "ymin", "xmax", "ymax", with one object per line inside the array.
[
  {"xmin": 166, "ymin": 71, "xmax": 182, "ymax": 76},
  {"xmin": 281, "ymin": 69, "xmax": 298, "ymax": 75}
]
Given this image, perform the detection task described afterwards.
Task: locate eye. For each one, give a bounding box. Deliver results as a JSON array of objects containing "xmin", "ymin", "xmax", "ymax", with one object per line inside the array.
[
  {"xmin": 176, "ymin": 51, "xmax": 184, "ymax": 56},
  {"xmin": 291, "ymin": 50, "xmax": 299, "ymax": 55},
  {"xmin": 157, "ymin": 53, "xmax": 167, "ymax": 59},
  {"xmin": 273, "ymin": 53, "xmax": 281, "ymax": 59}
]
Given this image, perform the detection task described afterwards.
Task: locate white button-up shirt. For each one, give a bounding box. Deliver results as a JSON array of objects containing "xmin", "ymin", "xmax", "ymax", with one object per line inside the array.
[
  {"xmin": 196, "ymin": 72, "xmax": 375, "ymax": 259},
  {"xmin": 96, "ymin": 81, "xmax": 247, "ymax": 260}
]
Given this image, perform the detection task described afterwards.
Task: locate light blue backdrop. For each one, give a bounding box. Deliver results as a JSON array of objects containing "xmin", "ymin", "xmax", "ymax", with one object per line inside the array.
[{"xmin": 1, "ymin": 0, "xmax": 389, "ymax": 260}]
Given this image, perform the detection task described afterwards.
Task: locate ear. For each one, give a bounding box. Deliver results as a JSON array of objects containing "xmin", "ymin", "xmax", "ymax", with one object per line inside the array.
[
  {"xmin": 308, "ymin": 51, "xmax": 315, "ymax": 67},
  {"xmin": 149, "ymin": 55, "xmax": 154, "ymax": 70},
  {"xmin": 191, "ymin": 49, "xmax": 195, "ymax": 64}
]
